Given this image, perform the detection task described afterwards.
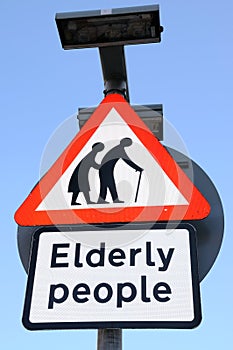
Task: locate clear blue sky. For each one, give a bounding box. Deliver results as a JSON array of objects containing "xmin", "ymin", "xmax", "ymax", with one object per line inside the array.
[{"xmin": 1, "ymin": 0, "xmax": 232, "ymax": 349}]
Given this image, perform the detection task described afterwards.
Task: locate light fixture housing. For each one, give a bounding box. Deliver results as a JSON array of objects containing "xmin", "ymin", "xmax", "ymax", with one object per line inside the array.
[
  {"xmin": 55, "ymin": 5, "xmax": 162, "ymax": 49},
  {"xmin": 77, "ymin": 104, "xmax": 163, "ymax": 140}
]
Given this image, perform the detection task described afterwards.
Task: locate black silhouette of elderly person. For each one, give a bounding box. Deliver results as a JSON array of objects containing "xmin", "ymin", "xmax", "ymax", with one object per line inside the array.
[
  {"xmin": 97, "ymin": 137, "xmax": 143, "ymax": 204},
  {"xmin": 68, "ymin": 142, "xmax": 104, "ymax": 205}
]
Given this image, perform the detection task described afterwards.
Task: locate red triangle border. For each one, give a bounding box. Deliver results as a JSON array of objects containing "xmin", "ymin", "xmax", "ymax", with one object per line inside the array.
[{"xmin": 15, "ymin": 94, "xmax": 211, "ymax": 226}]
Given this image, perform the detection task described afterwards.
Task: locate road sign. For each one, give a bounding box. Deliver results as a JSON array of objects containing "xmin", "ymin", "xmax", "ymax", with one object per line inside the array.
[
  {"xmin": 14, "ymin": 94, "xmax": 210, "ymax": 226},
  {"xmin": 22, "ymin": 223, "xmax": 201, "ymax": 330}
]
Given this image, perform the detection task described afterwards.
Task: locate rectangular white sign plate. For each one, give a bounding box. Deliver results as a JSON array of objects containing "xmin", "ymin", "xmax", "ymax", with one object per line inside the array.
[{"xmin": 23, "ymin": 223, "xmax": 201, "ymax": 330}]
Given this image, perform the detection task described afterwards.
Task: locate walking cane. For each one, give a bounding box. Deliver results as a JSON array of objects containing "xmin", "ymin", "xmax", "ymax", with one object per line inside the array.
[{"xmin": 135, "ymin": 170, "xmax": 143, "ymax": 202}]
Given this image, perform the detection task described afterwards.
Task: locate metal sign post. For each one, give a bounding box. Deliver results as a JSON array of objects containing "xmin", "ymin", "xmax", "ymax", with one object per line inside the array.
[{"xmin": 97, "ymin": 329, "xmax": 122, "ymax": 350}]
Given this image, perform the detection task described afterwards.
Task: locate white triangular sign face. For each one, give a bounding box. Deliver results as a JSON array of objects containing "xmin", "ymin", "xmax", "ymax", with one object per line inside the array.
[
  {"xmin": 37, "ymin": 108, "xmax": 188, "ymax": 211},
  {"xmin": 15, "ymin": 94, "xmax": 210, "ymax": 226}
]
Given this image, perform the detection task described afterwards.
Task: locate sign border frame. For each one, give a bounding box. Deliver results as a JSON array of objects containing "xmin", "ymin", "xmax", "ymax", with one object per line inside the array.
[{"xmin": 22, "ymin": 222, "xmax": 201, "ymax": 330}]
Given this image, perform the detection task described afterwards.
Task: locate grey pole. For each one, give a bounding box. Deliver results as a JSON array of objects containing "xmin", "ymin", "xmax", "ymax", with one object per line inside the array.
[
  {"xmin": 99, "ymin": 46, "xmax": 129, "ymax": 101},
  {"xmin": 97, "ymin": 45, "xmax": 126, "ymax": 350},
  {"xmin": 97, "ymin": 329, "xmax": 122, "ymax": 350}
]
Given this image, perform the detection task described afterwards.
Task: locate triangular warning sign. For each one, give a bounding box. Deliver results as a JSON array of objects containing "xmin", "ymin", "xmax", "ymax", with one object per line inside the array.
[{"xmin": 15, "ymin": 94, "xmax": 210, "ymax": 226}]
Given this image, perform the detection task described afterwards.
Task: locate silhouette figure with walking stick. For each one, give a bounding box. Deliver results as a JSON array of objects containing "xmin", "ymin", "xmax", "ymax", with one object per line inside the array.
[
  {"xmin": 97, "ymin": 137, "xmax": 143, "ymax": 204},
  {"xmin": 68, "ymin": 142, "xmax": 104, "ymax": 205}
]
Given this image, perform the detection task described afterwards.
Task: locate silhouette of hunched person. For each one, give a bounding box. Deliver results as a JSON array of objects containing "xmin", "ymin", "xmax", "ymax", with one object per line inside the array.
[
  {"xmin": 68, "ymin": 142, "xmax": 104, "ymax": 205},
  {"xmin": 97, "ymin": 137, "xmax": 143, "ymax": 204}
]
